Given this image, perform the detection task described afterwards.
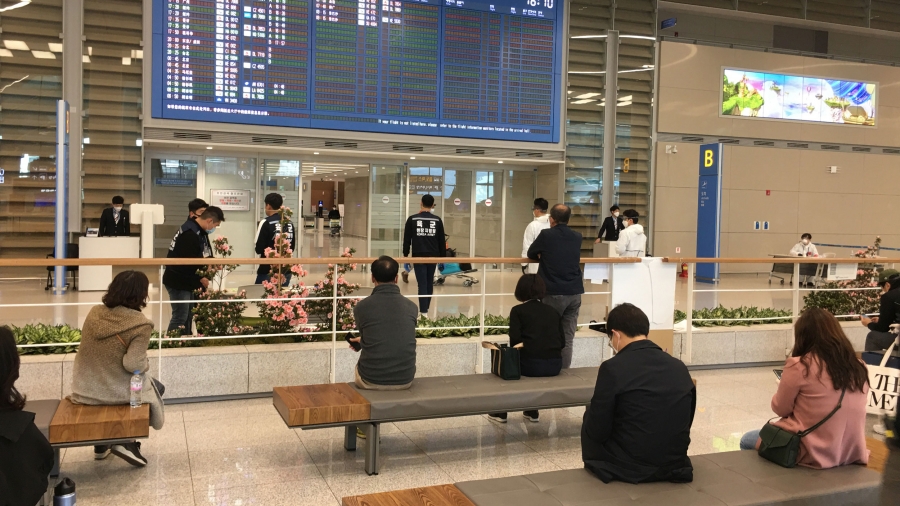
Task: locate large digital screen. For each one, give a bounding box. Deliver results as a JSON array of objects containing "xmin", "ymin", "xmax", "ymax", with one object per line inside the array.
[
  {"xmin": 151, "ymin": 0, "xmax": 564, "ymax": 143},
  {"xmin": 722, "ymin": 68, "xmax": 877, "ymax": 127}
]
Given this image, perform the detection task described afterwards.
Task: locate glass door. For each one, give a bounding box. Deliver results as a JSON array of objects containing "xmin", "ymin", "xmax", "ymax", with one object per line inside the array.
[
  {"xmin": 203, "ymin": 157, "xmax": 258, "ymax": 269},
  {"xmin": 148, "ymin": 156, "xmax": 200, "ymax": 258},
  {"xmin": 369, "ymin": 165, "xmax": 406, "ymax": 257},
  {"xmin": 504, "ymin": 169, "xmax": 536, "ymax": 267},
  {"xmin": 259, "ymin": 159, "xmax": 301, "ymax": 256},
  {"xmin": 442, "ymin": 169, "xmax": 472, "ymax": 257},
  {"xmin": 474, "ymin": 171, "xmax": 503, "ymax": 259}
]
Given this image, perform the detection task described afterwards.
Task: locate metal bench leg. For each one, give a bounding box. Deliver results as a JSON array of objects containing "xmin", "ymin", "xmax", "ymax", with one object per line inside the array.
[
  {"xmin": 363, "ymin": 423, "xmax": 381, "ymax": 476},
  {"xmin": 50, "ymin": 448, "xmax": 60, "ymax": 478},
  {"xmin": 344, "ymin": 425, "xmax": 357, "ymax": 451}
]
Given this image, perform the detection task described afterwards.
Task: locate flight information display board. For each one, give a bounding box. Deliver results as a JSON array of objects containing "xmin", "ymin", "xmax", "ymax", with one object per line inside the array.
[{"xmin": 151, "ymin": 0, "xmax": 563, "ymax": 142}]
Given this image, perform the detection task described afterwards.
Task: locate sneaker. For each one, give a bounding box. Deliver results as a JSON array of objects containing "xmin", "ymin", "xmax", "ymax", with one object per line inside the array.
[
  {"xmin": 523, "ymin": 411, "xmax": 540, "ymax": 423},
  {"xmin": 401, "ymin": 271, "xmax": 409, "ymax": 283},
  {"xmin": 357, "ymin": 427, "xmax": 366, "ymax": 439},
  {"xmin": 874, "ymin": 424, "xmax": 887, "ymax": 436},
  {"xmin": 488, "ymin": 413, "xmax": 508, "ymax": 423},
  {"xmin": 111, "ymin": 442, "xmax": 147, "ymax": 467},
  {"xmin": 94, "ymin": 445, "xmax": 111, "ymax": 460}
]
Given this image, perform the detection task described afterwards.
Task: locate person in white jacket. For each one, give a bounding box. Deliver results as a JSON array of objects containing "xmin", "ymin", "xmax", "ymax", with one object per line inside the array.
[
  {"xmin": 616, "ymin": 209, "xmax": 647, "ymax": 258},
  {"xmin": 789, "ymin": 233, "xmax": 819, "ymax": 257},
  {"xmin": 522, "ymin": 198, "xmax": 551, "ymax": 274}
]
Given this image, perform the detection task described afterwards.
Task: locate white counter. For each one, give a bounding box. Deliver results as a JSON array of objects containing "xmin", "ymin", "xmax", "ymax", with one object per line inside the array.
[{"xmin": 78, "ymin": 237, "xmax": 141, "ymax": 291}]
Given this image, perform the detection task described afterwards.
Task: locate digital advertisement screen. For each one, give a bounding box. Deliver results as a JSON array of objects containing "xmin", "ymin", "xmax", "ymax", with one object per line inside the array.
[
  {"xmin": 151, "ymin": 0, "xmax": 564, "ymax": 143},
  {"xmin": 722, "ymin": 68, "xmax": 877, "ymax": 127}
]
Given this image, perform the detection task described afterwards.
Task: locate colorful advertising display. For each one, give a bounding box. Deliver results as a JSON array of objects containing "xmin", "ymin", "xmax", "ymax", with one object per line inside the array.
[{"xmin": 722, "ymin": 68, "xmax": 877, "ymax": 127}]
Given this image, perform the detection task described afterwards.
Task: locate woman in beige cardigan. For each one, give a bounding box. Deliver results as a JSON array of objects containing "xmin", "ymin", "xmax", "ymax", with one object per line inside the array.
[{"xmin": 70, "ymin": 270, "xmax": 164, "ymax": 467}]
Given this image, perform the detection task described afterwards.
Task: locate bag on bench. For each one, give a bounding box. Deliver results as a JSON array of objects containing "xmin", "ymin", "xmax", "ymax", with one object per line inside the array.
[
  {"xmin": 757, "ymin": 389, "xmax": 844, "ymax": 468},
  {"xmin": 482, "ymin": 342, "xmax": 522, "ymax": 380}
]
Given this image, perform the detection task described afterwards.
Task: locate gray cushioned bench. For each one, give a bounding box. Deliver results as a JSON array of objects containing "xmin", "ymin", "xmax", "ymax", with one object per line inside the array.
[{"xmin": 274, "ymin": 367, "xmax": 599, "ymax": 475}]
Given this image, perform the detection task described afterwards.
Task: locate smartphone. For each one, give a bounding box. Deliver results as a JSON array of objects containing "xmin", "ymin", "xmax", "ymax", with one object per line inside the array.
[
  {"xmin": 773, "ymin": 369, "xmax": 783, "ymax": 380},
  {"xmin": 344, "ymin": 332, "xmax": 361, "ymax": 351}
]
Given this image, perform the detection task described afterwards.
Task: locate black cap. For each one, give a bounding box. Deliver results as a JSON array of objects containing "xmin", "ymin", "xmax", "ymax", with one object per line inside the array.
[{"xmin": 55, "ymin": 477, "xmax": 76, "ymax": 496}]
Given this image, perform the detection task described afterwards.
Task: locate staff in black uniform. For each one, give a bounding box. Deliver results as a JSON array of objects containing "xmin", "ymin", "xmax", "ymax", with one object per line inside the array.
[
  {"xmin": 594, "ymin": 205, "xmax": 624, "ymax": 244},
  {"xmin": 99, "ymin": 196, "xmax": 130, "ymax": 237},
  {"xmin": 403, "ymin": 194, "xmax": 446, "ymax": 317},
  {"xmin": 255, "ymin": 193, "xmax": 296, "ymax": 284}
]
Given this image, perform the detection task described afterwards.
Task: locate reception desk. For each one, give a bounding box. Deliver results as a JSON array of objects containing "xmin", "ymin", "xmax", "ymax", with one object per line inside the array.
[{"xmin": 78, "ymin": 237, "xmax": 141, "ymax": 291}]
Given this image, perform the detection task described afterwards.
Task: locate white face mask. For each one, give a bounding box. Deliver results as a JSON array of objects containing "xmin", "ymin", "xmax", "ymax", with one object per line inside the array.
[
  {"xmin": 622, "ymin": 219, "xmax": 630, "ymax": 228},
  {"xmin": 801, "ymin": 239, "xmax": 809, "ymax": 245},
  {"xmin": 612, "ymin": 211, "xmax": 620, "ymax": 217},
  {"xmin": 113, "ymin": 206, "xmax": 123, "ymax": 212}
]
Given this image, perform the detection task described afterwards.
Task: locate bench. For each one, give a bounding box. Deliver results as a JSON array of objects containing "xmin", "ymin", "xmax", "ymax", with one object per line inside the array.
[
  {"xmin": 273, "ymin": 367, "xmax": 601, "ymax": 475},
  {"xmin": 24, "ymin": 398, "xmax": 151, "ymax": 476},
  {"xmin": 342, "ymin": 450, "xmax": 883, "ymax": 506}
]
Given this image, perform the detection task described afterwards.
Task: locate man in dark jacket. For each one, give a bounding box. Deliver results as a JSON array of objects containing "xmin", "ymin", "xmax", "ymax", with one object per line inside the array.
[
  {"xmin": 98, "ymin": 195, "xmax": 130, "ymax": 237},
  {"xmin": 162, "ymin": 206, "xmax": 225, "ymax": 335},
  {"xmin": 582, "ymin": 303, "xmax": 696, "ymax": 484},
  {"xmin": 403, "ymin": 194, "xmax": 446, "ymax": 316},
  {"xmin": 594, "ymin": 205, "xmax": 624, "ymax": 244},
  {"xmin": 527, "ymin": 204, "xmax": 584, "ymax": 368},
  {"xmin": 255, "ymin": 193, "xmax": 296, "ymax": 284},
  {"xmin": 862, "ymin": 272, "xmax": 900, "ymax": 352}
]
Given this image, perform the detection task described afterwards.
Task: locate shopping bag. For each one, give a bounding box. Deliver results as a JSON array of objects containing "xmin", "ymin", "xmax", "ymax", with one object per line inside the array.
[
  {"xmin": 482, "ymin": 342, "xmax": 523, "ymax": 380},
  {"xmin": 866, "ymin": 339, "xmax": 900, "ymax": 415}
]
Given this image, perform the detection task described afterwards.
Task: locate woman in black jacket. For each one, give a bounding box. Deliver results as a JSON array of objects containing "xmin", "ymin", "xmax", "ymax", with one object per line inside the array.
[
  {"xmin": 0, "ymin": 326, "xmax": 54, "ymax": 506},
  {"xmin": 489, "ymin": 274, "xmax": 566, "ymax": 424}
]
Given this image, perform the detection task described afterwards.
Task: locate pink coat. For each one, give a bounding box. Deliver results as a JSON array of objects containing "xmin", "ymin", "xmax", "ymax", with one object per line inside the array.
[{"xmin": 761, "ymin": 355, "xmax": 869, "ymax": 469}]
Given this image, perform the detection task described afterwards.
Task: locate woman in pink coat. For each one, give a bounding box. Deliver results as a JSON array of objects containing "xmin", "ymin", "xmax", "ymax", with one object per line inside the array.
[{"xmin": 740, "ymin": 308, "xmax": 870, "ymax": 469}]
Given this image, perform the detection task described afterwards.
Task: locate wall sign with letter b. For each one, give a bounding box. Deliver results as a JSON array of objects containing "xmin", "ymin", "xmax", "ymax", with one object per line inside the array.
[{"xmin": 696, "ymin": 143, "xmax": 723, "ymax": 282}]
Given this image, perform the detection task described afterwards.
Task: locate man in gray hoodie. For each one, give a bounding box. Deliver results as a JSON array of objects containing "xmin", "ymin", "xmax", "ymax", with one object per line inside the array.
[{"xmin": 349, "ymin": 256, "xmax": 419, "ymax": 390}]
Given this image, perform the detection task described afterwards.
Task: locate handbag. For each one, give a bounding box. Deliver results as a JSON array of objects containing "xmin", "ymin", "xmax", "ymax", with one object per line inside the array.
[
  {"xmin": 482, "ymin": 342, "xmax": 523, "ymax": 380},
  {"xmin": 865, "ymin": 337, "xmax": 900, "ymax": 415},
  {"xmin": 757, "ymin": 389, "xmax": 845, "ymax": 468}
]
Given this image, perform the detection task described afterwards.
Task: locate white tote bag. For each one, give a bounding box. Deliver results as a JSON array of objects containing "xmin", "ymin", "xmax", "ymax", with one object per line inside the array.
[{"xmin": 866, "ymin": 338, "xmax": 900, "ymax": 415}]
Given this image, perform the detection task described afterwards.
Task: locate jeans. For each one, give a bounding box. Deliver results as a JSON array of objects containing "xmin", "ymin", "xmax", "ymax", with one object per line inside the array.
[
  {"xmin": 255, "ymin": 271, "xmax": 292, "ymax": 286},
  {"xmin": 543, "ymin": 294, "xmax": 582, "ymax": 368},
  {"xmin": 740, "ymin": 429, "xmax": 761, "ymax": 450},
  {"xmin": 403, "ymin": 263, "xmax": 411, "ymax": 273},
  {"xmin": 413, "ymin": 263, "xmax": 437, "ymax": 314},
  {"xmin": 166, "ymin": 287, "xmax": 195, "ymax": 335},
  {"xmin": 866, "ymin": 330, "xmax": 898, "ymax": 351},
  {"xmin": 521, "ymin": 357, "xmax": 563, "ymax": 377}
]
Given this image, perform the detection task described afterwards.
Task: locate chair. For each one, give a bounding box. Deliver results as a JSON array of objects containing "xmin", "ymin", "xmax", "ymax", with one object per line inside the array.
[{"xmin": 45, "ymin": 243, "xmax": 79, "ymax": 291}]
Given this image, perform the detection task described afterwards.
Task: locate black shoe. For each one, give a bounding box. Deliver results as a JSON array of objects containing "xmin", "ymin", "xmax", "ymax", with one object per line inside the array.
[
  {"xmin": 111, "ymin": 442, "xmax": 147, "ymax": 467},
  {"xmin": 523, "ymin": 410, "xmax": 540, "ymax": 423},
  {"xmin": 401, "ymin": 271, "xmax": 409, "ymax": 283},
  {"xmin": 94, "ymin": 445, "xmax": 111, "ymax": 460},
  {"xmin": 488, "ymin": 413, "xmax": 508, "ymax": 423}
]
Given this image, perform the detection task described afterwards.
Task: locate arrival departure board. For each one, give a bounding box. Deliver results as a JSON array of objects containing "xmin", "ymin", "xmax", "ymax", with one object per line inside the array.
[{"xmin": 151, "ymin": 0, "xmax": 563, "ymax": 142}]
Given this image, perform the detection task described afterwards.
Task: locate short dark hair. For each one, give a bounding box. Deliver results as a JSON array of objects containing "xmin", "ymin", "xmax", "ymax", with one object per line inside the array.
[
  {"xmin": 550, "ymin": 204, "xmax": 570, "ymax": 224},
  {"xmin": 801, "ymin": 233, "xmax": 812, "ymax": 240},
  {"xmin": 534, "ymin": 198, "xmax": 549, "ymax": 212},
  {"xmin": 112, "ymin": 195, "xmax": 124, "ymax": 205},
  {"xmin": 514, "ymin": 274, "xmax": 546, "ymax": 302},
  {"xmin": 200, "ymin": 206, "xmax": 225, "ymax": 223},
  {"xmin": 0, "ymin": 326, "xmax": 26, "ymax": 411},
  {"xmin": 188, "ymin": 198, "xmax": 208, "ymax": 214},
  {"xmin": 606, "ymin": 303, "xmax": 650, "ymax": 338},
  {"xmin": 265, "ymin": 193, "xmax": 284, "ymax": 210},
  {"xmin": 623, "ymin": 209, "xmax": 639, "ymax": 224},
  {"xmin": 421, "ymin": 194, "xmax": 435, "ymax": 208},
  {"xmin": 372, "ymin": 255, "xmax": 399, "ymax": 283},
  {"xmin": 610, "ymin": 205, "xmax": 620, "ymax": 212},
  {"xmin": 103, "ymin": 270, "xmax": 150, "ymax": 311}
]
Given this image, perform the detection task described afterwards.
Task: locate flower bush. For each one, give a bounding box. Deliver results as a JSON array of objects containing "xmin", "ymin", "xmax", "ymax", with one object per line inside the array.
[
  {"xmin": 803, "ymin": 236, "xmax": 883, "ymax": 318},
  {"xmin": 304, "ymin": 247, "xmax": 361, "ymax": 333},
  {"xmin": 255, "ymin": 206, "xmax": 312, "ymax": 336},
  {"xmin": 193, "ymin": 236, "xmax": 251, "ymax": 337}
]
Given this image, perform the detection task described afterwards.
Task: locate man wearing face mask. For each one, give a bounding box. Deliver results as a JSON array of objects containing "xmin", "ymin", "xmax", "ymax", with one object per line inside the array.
[
  {"xmin": 583, "ymin": 303, "xmax": 696, "ymax": 484},
  {"xmin": 790, "ymin": 233, "xmax": 819, "ymax": 257},
  {"xmin": 162, "ymin": 206, "xmax": 225, "ymax": 335},
  {"xmin": 594, "ymin": 205, "xmax": 624, "ymax": 251},
  {"xmin": 99, "ymin": 196, "xmax": 130, "ymax": 237},
  {"xmin": 615, "ymin": 209, "xmax": 647, "ymax": 257}
]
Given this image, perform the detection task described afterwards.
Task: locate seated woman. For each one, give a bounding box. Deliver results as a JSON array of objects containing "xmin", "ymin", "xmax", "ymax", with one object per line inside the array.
[
  {"xmin": 0, "ymin": 326, "xmax": 54, "ymax": 506},
  {"xmin": 740, "ymin": 308, "xmax": 869, "ymax": 469},
  {"xmin": 70, "ymin": 270, "xmax": 164, "ymax": 467},
  {"xmin": 489, "ymin": 274, "xmax": 565, "ymax": 423}
]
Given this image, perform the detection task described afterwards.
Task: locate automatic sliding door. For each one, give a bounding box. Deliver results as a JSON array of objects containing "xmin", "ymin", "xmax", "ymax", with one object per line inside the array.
[
  {"xmin": 442, "ymin": 170, "xmax": 472, "ymax": 256},
  {"xmin": 474, "ymin": 171, "xmax": 502, "ymax": 259},
  {"xmin": 370, "ymin": 165, "xmax": 406, "ymax": 257}
]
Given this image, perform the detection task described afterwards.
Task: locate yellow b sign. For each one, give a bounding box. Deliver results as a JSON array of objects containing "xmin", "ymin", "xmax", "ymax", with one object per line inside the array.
[
  {"xmin": 623, "ymin": 158, "xmax": 630, "ymax": 173},
  {"xmin": 704, "ymin": 149, "xmax": 715, "ymax": 167}
]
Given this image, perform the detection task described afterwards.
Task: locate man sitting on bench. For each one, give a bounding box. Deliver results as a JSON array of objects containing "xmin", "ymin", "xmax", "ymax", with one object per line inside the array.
[
  {"xmin": 348, "ymin": 255, "xmax": 419, "ymax": 391},
  {"xmin": 582, "ymin": 303, "xmax": 696, "ymax": 484}
]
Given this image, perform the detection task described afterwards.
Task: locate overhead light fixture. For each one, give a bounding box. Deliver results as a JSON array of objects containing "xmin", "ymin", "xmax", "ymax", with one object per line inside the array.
[
  {"xmin": 48, "ymin": 43, "xmax": 62, "ymax": 53},
  {"xmin": 206, "ymin": 146, "xmax": 213, "ymax": 149},
  {"xmin": 571, "ymin": 99, "xmax": 595, "ymax": 104},
  {"xmin": 498, "ymin": 161, "xmax": 503, "ymax": 164},
  {"xmin": 31, "ymin": 51, "xmax": 55, "ymax": 59},
  {"xmin": 83, "ymin": 137, "xmax": 90, "ymax": 144},
  {"xmin": 617, "ymin": 101, "xmax": 632, "ymax": 107},
  {"xmin": 122, "ymin": 57, "xmax": 132, "ymax": 65},
  {"xmin": 135, "ymin": 139, "xmax": 143, "ymax": 147},
  {"xmin": 410, "ymin": 156, "xmax": 416, "ymax": 159},
  {"xmin": 3, "ymin": 40, "xmax": 28, "ymax": 51},
  {"xmin": 567, "ymin": 90, "xmax": 573, "ymax": 94},
  {"xmin": 575, "ymin": 93, "xmax": 601, "ymax": 99},
  {"xmin": 0, "ymin": 49, "xmax": 12, "ymax": 57},
  {"xmin": 131, "ymin": 49, "xmax": 143, "ymax": 59},
  {"xmin": 313, "ymin": 152, "xmax": 319, "ymax": 155},
  {"xmin": 0, "ymin": 1, "xmax": 32, "ymax": 13},
  {"xmin": 642, "ymin": 64, "xmax": 654, "ymax": 68},
  {"xmin": 313, "ymin": 167, "xmax": 317, "ymax": 173},
  {"xmin": 82, "ymin": 55, "xmax": 91, "ymax": 63},
  {"xmin": 87, "ymin": 46, "xmax": 93, "ymax": 56}
]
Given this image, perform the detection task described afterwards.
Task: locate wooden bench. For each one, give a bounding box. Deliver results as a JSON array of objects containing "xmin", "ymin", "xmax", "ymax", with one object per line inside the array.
[{"xmin": 341, "ymin": 484, "xmax": 475, "ymax": 506}]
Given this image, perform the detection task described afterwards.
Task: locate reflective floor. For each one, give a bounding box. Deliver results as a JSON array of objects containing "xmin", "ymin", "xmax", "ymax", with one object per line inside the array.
[{"xmin": 54, "ymin": 366, "xmax": 884, "ymax": 505}]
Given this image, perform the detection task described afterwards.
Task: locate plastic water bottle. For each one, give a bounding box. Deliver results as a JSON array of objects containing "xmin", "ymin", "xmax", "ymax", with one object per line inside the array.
[
  {"xmin": 53, "ymin": 477, "xmax": 76, "ymax": 506},
  {"xmin": 130, "ymin": 371, "xmax": 142, "ymax": 408}
]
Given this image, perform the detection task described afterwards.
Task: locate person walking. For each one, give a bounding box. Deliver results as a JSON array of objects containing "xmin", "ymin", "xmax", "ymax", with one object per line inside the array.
[
  {"xmin": 162, "ymin": 206, "xmax": 225, "ymax": 335},
  {"xmin": 403, "ymin": 194, "xmax": 446, "ymax": 316},
  {"xmin": 527, "ymin": 204, "xmax": 584, "ymax": 368},
  {"xmin": 255, "ymin": 193, "xmax": 296, "ymax": 284},
  {"xmin": 521, "ymin": 198, "xmax": 550, "ymax": 274}
]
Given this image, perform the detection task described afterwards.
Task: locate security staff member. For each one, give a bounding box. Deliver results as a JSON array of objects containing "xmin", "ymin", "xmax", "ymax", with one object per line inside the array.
[
  {"xmin": 403, "ymin": 194, "xmax": 446, "ymax": 316},
  {"xmin": 255, "ymin": 193, "xmax": 296, "ymax": 284},
  {"xmin": 98, "ymin": 196, "xmax": 130, "ymax": 237}
]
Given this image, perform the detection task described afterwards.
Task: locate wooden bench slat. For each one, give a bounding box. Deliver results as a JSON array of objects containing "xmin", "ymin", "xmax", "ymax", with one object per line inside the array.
[
  {"xmin": 342, "ymin": 484, "xmax": 475, "ymax": 506},
  {"xmin": 274, "ymin": 384, "xmax": 371, "ymax": 427},
  {"xmin": 866, "ymin": 436, "xmax": 890, "ymax": 474},
  {"xmin": 49, "ymin": 399, "xmax": 150, "ymax": 444}
]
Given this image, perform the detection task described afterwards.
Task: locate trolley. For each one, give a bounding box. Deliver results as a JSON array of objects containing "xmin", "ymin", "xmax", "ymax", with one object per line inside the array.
[
  {"xmin": 433, "ymin": 236, "xmax": 479, "ymax": 287},
  {"xmin": 329, "ymin": 218, "xmax": 341, "ymax": 237}
]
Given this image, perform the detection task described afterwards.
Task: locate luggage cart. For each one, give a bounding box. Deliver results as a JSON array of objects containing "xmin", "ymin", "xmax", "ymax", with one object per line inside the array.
[
  {"xmin": 433, "ymin": 237, "xmax": 479, "ymax": 287},
  {"xmin": 329, "ymin": 218, "xmax": 341, "ymax": 237}
]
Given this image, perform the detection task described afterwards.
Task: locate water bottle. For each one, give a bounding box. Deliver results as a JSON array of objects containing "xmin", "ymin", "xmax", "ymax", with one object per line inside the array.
[
  {"xmin": 130, "ymin": 371, "xmax": 142, "ymax": 408},
  {"xmin": 53, "ymin": 477, "xmax": 76, "ymax": 506}
]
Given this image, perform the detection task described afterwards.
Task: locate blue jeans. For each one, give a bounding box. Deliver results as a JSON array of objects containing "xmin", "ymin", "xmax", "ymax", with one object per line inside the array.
[
  {"xmin": 404, "ymin": 263, "xmax": 411, "ymax": 273},
  {"xmin": 166, "ymin": 287, "xmax": 194, "ymax": 335},
  {"xmin": 413, "ymin": 263, "xmax": 437, "ymax": 314},
  {"xmin": 740, "ymin": 429, "xmax": 760, "ymax": 450},
  {"xmin": 255, "ymin": 272, "xmax": 292, "ymax": 286}
]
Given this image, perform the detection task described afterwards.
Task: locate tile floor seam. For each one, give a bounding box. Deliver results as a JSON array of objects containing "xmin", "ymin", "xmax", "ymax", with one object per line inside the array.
[{"xmin": 182, "ymin": 415, "xmax": 198, "ymax": 506}]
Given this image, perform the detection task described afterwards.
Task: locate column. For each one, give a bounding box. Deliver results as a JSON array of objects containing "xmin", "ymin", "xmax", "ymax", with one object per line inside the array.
[{"xmin": 62, "ymin": 0, "xmax": 83, "ymax": 232}]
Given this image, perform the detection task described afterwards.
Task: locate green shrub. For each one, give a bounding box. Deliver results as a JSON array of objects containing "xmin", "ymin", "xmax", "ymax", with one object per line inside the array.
[
  {"xmin": 674, "ymin": 305, "xmax": 792, "ymax": 327},
  {"xmin": 12, "ymin": 324, "xmax": 81, "ymax": 355}
]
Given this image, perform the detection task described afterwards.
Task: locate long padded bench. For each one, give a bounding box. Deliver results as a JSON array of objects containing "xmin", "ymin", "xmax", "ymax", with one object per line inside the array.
[
  {"xmin": 273, "ymin": 367, "xmax": 601, "ymax": 475},
  {"xmin": 342, "ymin": 450, "xmax": 885, "ymax": 506}
]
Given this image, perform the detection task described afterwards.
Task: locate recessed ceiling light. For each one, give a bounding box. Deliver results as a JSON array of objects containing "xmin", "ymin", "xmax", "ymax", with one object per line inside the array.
[
  {"xmin": 410, "ymin": 156, "xmax": 416, "ymax": 160},
  {"xmin": 498, "ymin": 161, "xmax": 503, "ymax": 164},
  {"xmin": 206, "ymin": 146, "xmax": 213, "ymax": 149},
  {"xmin": 83, "ymin": 137, "xmax": 90, "ymax": 144},
  {"xmin": 48, "ymin": 43, "xmax": 62, "ymax": 53},
  {"xmin": 313, "ymin": 152, "xmax": 319, "ymax": 155},
  {"xmin": 135, "ymin": 139, "xmax": 143, "ymax": 147},
  {"xmin": 3, "ymin": 40, "xmax": 29, "ymax": 51},
  {"xmin": 122, "ymin": 57, "xmax": 132, "ymax": 65},
  {"xmin": 31, "ymin": 50, "xmax": 55, "ymax": 59}
]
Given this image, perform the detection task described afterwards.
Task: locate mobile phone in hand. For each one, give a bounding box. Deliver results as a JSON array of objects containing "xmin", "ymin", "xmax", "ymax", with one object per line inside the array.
[
  {"xmin": 773, "ymin": 369, "xmax": 783, "ymax": 380},
  {"xmin": 344, "ymin": 332, "xmax": 361, "ymax": 351}
]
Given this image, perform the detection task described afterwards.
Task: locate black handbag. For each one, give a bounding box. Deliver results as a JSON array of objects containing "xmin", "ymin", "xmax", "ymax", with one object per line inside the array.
[
  {"xmin": 482, "ymin": 342, "xmax": 522, "ymax": 380},
  {"xmin": 757, "ymin": 389, "xmax": 845, "ymax": 468}
]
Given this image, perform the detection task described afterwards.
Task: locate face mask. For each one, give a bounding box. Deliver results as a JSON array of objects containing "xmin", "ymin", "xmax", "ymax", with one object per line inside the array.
[
  {"xmin": 622, "ymin": 220, "xmax": 630, "ymax": 228},
  {"xmin": 612, "ymin": 212, "xmax": 619, "ymax": 217},
  {"xmin": 801, "ymin": 239, "xmax": 809, "ymax": 245},
  {"xmin": 207, "ymin": 227, "xmax": 216, "ymax": 235},
  {"xmin": 113, "ymin": 206, "xmax": 123, "ymax": 212}
]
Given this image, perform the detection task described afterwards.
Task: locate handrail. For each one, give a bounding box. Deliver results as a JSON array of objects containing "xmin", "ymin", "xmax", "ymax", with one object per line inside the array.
[{"xmin": 662, "ymin": 257, "xmax": 872, "ymax": 264}]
